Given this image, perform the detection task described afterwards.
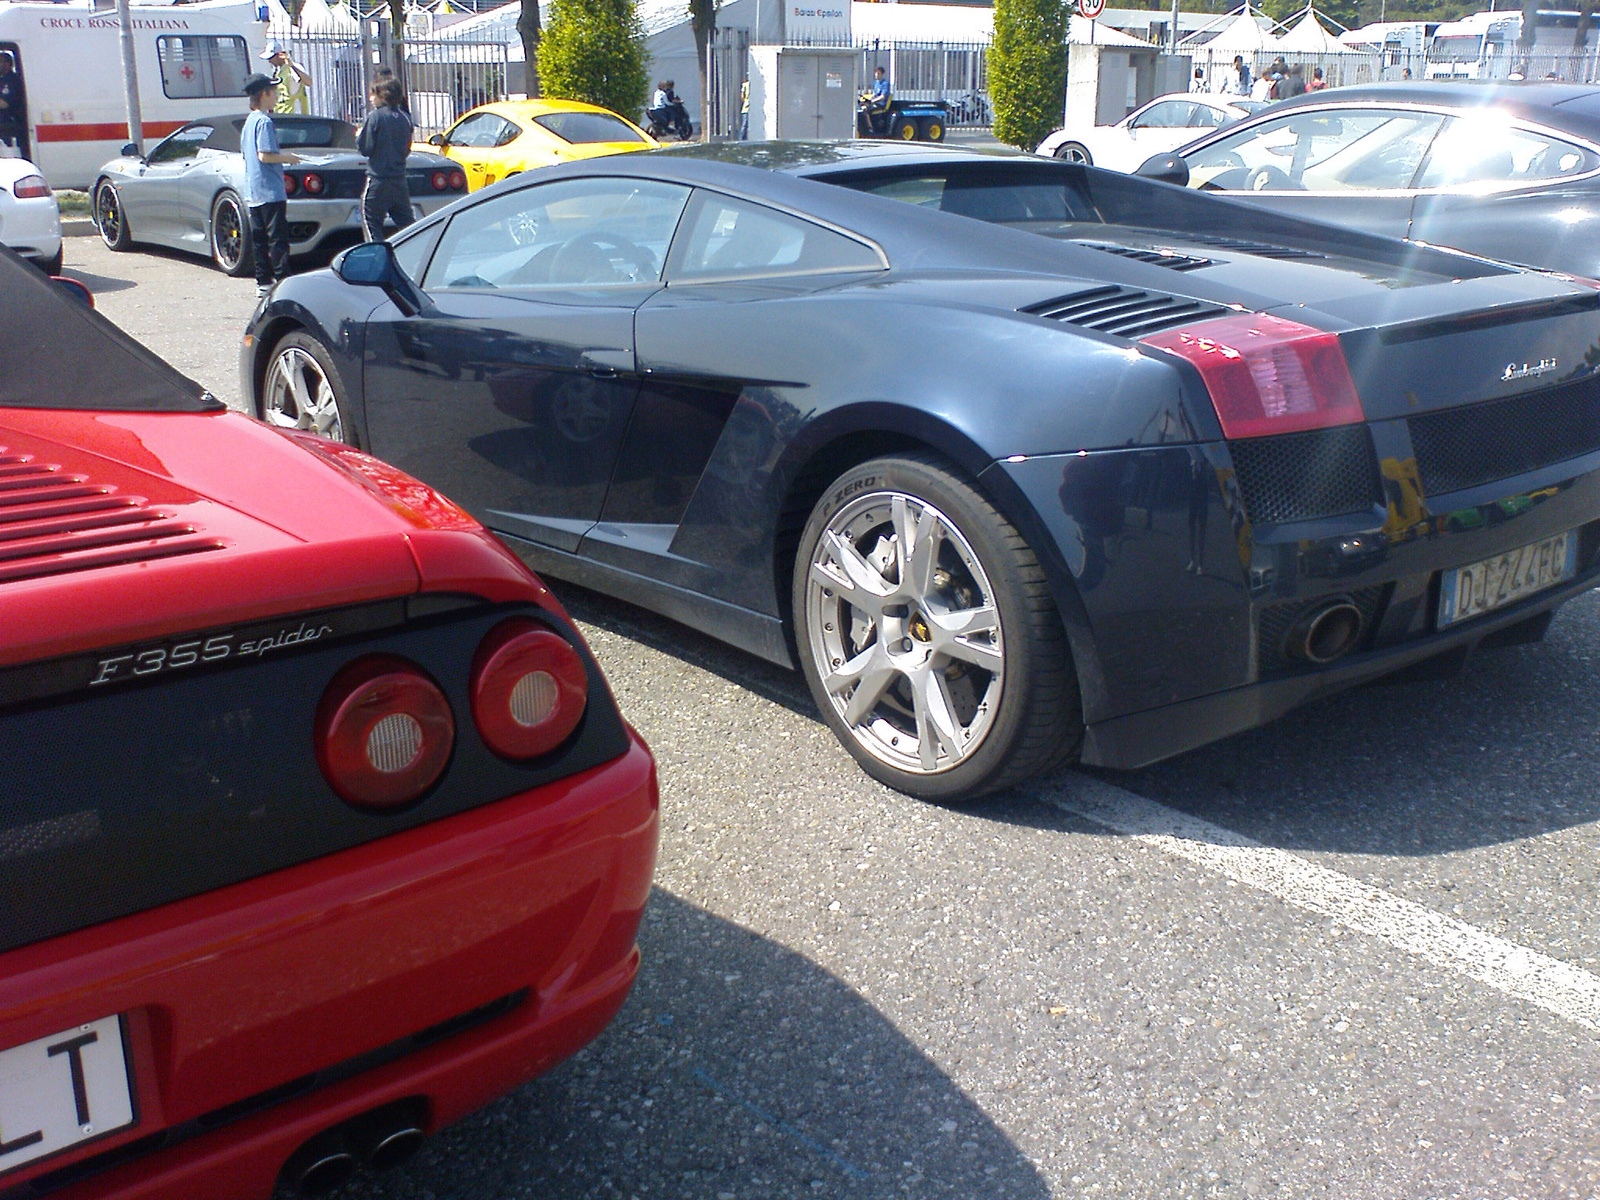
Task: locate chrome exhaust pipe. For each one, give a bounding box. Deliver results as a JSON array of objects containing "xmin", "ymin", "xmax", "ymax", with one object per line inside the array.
[
  {"xmin": 1290, "ymin": 599, "xmax": 1365, "ymax": 665},
  {"xmin": 359, "ymin": 1123, "xmax": 426, "ymax": 1172},
  {"xmin": 284, "ymin": 1132, "xmax": 358, "ymax": 1196}
]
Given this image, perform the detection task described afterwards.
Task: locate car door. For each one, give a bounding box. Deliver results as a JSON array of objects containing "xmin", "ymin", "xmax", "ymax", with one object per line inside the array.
[
  {"xmin": 129, "ymin": 123, "xmax": 213, "ymax": 243},
  {"xmin": 361, "ymin": 175, "xmax": 691, "ymax": 552},
  {"xmin": 1181, "ymin": 105, "xmax": 1446, "ymax": 239},
  {"xmin": 436, "ymin": 112, "xmax": 518, "ymax": 190},
  {"xmin": 1117, "ymin": 100, "xmax": 1203, "ymax": 169},
  {"xmin": 610, "ymin": 189, "xmax": 888, "ymax": 595},
  {"xmin": 1406, "ymin": 113, "xmax": 1600, "ymax": 273}
]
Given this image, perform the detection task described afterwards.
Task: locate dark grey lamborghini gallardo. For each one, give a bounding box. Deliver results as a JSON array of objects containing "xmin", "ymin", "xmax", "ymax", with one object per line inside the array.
[{"xmin": 243, "ymin": 142, "xmax": 1600, "ymax": 801}]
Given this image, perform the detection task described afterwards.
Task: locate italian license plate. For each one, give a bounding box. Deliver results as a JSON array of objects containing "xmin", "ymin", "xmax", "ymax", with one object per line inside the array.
[
  {"xmin": 0, "ymin": 1016, "xmax": 135, "ymax": 1176},
  {"xmin": 1438, "ymin": 530, "xmax": 1578, "ymax": 629}
]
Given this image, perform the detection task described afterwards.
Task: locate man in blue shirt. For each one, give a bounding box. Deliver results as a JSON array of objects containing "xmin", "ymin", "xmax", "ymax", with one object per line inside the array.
[
  {"xmin": 866, "ymin": 66, "xmax": 892, "ymax": 136},
  {"xmin": 240, "ymin": 72, "xmax": 301, "ymax": 295}
]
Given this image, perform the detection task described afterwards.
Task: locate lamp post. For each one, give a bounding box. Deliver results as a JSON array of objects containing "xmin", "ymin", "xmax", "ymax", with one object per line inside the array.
[{"xmin": 116, "ymin": 0, "xmax": 144, "ymax": 149}]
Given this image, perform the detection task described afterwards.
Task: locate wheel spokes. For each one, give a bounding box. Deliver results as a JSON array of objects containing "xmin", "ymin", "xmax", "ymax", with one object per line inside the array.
[
  {"xmin": 910, "ymin": 667, "xmax": 965, "ymax": 771},
  {"xmin": 816, "ymin": 530, "xmax": 893, "ymax": 611},
  {"xmin": 929, "ymin": 604, "xmax": 1002, "ymax": 671},
  {"xmin": 827, "ymin": 644, "xmax": 899, "ymax": 727}
]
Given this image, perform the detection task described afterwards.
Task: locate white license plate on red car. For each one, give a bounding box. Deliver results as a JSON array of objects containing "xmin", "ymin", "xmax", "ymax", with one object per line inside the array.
[
  {"xmin": 0, "ymin": 1016, "xmax": 135, "ymax": 1176},
  {"xmin": 1438, "ymin": 531, "xmax": 1578, "ymax": 629}
]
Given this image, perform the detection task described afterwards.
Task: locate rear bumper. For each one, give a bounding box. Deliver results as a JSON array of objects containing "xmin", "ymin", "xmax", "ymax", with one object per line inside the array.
[
  {"xmin": 1, "ymin": 195, "xmax": 63, "ymax": 261},
  {"xmin": 286, "ymin": 194, "xmax": 457, "ymax": 252},
  {"xmin": 0, "ymin": 734, "xmax": 657, "ymax": 1200}
]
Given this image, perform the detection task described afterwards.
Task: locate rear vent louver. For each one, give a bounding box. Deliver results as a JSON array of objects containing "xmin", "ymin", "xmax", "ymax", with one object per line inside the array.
[
  {"xmin": 1025, "ymin": 286, "xmax": 1229, "ymax": 339},
  {"xmin": 0, "ymin": 448, "xmax": 224, "ymax": 583},
  {"xmin": 1179, "ymin": 234, "xmax": 1327, "ymax": 262},
  {"xmin": 1073, "ymin": 242, "xmax": 1214, "ymax": 272}
]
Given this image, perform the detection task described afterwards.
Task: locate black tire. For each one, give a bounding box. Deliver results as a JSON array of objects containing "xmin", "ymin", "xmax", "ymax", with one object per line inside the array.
[
  {"xmin": 1053, "ymin": 141, "xmax": 1092, "ymax": 165},
  {"xmin": 210, "ymin": 190, "xmax": 253, "ymax": 277},
  {"xmin": 93, "ymin": 179, "xmax": 132, "ymax": 251},
  {"xmin": 792, "ymin": 453, "xmax": 1081, "ymax": 802},
  {"xmin": 258, "ymin": 330, "xmax": 358, "ymax": 446},
  {"xmin": 922, "ymin": 117, "xmax": 946, "ymax": 142},
  {"xmin": 891, "ymin": 116, "xmax": 918, "ymax": 141}
]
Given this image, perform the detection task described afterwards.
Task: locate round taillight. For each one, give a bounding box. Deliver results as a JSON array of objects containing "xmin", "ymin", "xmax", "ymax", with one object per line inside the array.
[
  {"xmin": 448, "ymin": 169, "xmax": 466, "ymax": 190},
  {"xmin": 316, "ymin": 655, "xmax": 454, "ymax": 809},
  {"xmin": 283, "ymin": 173, "xmax": 300, "ymax": 196},
  {"xmin": 430, "ymin": 170, "xmax": 449, "ymax": 191},
  {"xmin": 302, "ymin": 172, "xmax": 325, "ymax": 195},
  {"xmin": 470, "ymin": 620, "xmax": 587, "ymax": 761}
]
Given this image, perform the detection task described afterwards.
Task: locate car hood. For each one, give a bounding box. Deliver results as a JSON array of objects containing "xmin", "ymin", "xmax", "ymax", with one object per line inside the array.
[{"xmin": 0, "ymin": 408, "xmax": 430, "ymax": 667}]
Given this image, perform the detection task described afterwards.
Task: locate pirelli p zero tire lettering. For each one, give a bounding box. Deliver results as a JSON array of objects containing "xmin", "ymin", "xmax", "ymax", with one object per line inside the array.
[
  {"xmin": 793, "ymin": 454, "xmax": 1082, "ymax": 802},
  {"xmin": 94, "ymin": 180, "xmax": 132, "ymax": 252},
  {"xmin": 210, "ymin": 190, "xmax": 253, "ymax": 278},
  {"xmin": 260, "ymin": 332, "xmax": 357, "ymax": 446}
]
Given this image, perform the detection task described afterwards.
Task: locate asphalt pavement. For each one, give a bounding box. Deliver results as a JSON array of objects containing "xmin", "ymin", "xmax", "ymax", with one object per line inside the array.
[{"xmin": 59, "ymin": 232, "xmax": 1600, "ymax": 1200}]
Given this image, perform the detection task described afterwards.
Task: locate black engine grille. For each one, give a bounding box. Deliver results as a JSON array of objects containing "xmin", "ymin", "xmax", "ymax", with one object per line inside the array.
[
  {"xmin": 1025, "ymin": 286, "xmax": 1228, "ymax": 338},
  {"xmin": 1229, "ymin": 425, "xmax": 1382, "ymax": 525},
  {"xmin": 1409, "ymin": 374, "xmax": 1600, "ymax": 495}
]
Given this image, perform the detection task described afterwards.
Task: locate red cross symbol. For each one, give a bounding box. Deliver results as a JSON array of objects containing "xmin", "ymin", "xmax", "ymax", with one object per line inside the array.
[{"xmin": 180, "ymin": 64, "xmax": 195, "ymax": 79}]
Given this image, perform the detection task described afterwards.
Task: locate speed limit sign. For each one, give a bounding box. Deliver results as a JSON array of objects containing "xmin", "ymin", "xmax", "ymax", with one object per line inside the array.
[{"xmin": 1077, "ymin": 0, "xmax": 1106, "ymax": 18}]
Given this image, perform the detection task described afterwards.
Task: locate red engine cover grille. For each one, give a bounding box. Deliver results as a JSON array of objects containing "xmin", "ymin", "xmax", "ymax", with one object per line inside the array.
[{"xmin": 0, "ymin": 445, "xmax": 224, "ymax": 583}]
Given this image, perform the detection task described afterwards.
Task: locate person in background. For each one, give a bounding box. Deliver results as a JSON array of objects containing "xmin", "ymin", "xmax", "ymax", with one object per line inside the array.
[
  {"xmin": 262, "ymin": 40, "xmax": 312, "ymax": 115},
  {"xmin": 1279, "ymin": 62, "xmax": 1307, "ymax": 98},
  {"xmin": 372, "ymin": 67, "xmax": 410, "ymax": 116},
  {"xmin": 240, "ymin": 72, "xmax": 301, "ymax": 296},
  {"xmin": 1402, "ymin": 67, "xmax": 1413, "ymax": 80},
  {"xmin": 0, "ymin": 52, "xmax": 25, "ymax": 155},
  {"xmin": 1190, "ymin": 67, "xmax": 1206, "ymax": 92},
  {"xmin": 739, "ymin": 77, "xmax": 749, "ymax": 140},
  {"xmin": 1218, "ymin": 55, "xmax": 1250, "ymax": 96},
  {"xmin": 357, "ymin": 76, "xmax": 414, "ymax": 242},
  {"xmin": 1250, "ymin": 67, "xmax": 1278, "ymax": 102},
  {"xmin": 1307, "ymin": 65, "xmax": 1327, "ymax": 91}
]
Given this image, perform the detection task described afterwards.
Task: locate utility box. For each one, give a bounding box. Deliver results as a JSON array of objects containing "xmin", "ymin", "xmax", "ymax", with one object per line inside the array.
[
  {"xmin": 1066, "ymin": 43, "xmax": 1192, "ymax": 126},
  {"xmin": 747, "ymin": 46, "xmax": 861, "ymax": 140}
]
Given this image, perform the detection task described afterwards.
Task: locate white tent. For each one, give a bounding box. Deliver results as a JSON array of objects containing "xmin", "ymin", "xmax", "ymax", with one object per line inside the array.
[
  {"xmin": 1277, "ymin": 11, "xmax": 1351, "ymax": 54},
  {"xmin": 297, "ymin": 0, "xmax": 359, "ymax": 34},
  {"xmin": 1183, "ymin": 10, "xmax": 1283, "ymax": 53}
]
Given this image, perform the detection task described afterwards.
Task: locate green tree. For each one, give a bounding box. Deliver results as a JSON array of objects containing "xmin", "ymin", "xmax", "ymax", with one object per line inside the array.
[
  {"xmin": 537, "ymin": 0, "xmax": 649, "ymax": 121},
  {"xmin": 990, "ymin": 0, "xmax": 1069, "ymax": 151}
]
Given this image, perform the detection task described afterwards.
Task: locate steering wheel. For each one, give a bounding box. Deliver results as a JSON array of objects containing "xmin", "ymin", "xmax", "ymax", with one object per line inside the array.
[
  {"xmin": 1244, "ymin": 165, "xmax": 1297, "ymax": 191},
  {"xmin": 548, "ymin": 233, "xmax": 657, "ymax": 285}
]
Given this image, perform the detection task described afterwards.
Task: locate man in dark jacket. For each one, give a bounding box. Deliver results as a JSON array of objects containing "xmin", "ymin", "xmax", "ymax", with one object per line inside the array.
[
  {"xmin": 1278, "ymin": 63, "xmax": 1308, "ymax": 98},
  {"xmin": 356, "ymin": 77, "xmax": 414, "ymax": 241}
]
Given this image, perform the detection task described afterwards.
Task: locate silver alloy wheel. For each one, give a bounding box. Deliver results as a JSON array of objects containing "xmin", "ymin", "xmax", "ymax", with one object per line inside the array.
[
  {"xmin": 804, "ymin": 490, "xmax": 1005, "ymax": 775},
  {"xmin": 263, "ymin": 346, "xmax": 344, "ymax": 440},
  {"xmin": 1054, "ymin": 142, "xmax": 1091, "ymax": 165}
]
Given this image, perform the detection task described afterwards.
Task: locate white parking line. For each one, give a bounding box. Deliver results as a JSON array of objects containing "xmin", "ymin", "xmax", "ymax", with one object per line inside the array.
[{"xmin": 1050, "ymin": 777, "xmax": 1600, "ymax": 1033}]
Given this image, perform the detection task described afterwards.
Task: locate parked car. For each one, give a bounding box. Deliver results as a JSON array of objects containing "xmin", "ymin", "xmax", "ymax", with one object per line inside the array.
[
  {"xmin": 245, "ymin": 142, "xmax": 1600, "ymax": 802},
  {"xmin": 0, "ymin": 244, "xmax": 656, "ymax": 1199},
  {"xmin": 0, "ymin": 154, "xmax": 61, "ymax": 273},
  {"xmin": 425, "ymin": 99, "xmax": 655, "ymax": 191},
  {"xmin": 1037, "ymin": 92, "xmax": 1267, "ymax": 170},
  {"xmin": 90, "ymin": 114, "xmax": 467, "ymax": 276},
  {"xmin": 1166, "ymin": 82, "xmax": 1600, "ymax": 276}
]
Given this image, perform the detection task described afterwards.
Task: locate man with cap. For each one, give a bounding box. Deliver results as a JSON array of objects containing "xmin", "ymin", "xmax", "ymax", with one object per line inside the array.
[
  {"xmin": 262, "ymin": 39, "xmax": 312, "ymax": 115},
  {"xmin": 240, "ymin": 72, "xmax": 301, "ymax": 295}
]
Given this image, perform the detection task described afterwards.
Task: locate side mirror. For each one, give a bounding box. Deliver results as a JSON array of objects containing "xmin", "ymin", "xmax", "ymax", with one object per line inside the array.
[
  {"xmin": 1135, "ymin": 152, "xmax": 1190, "ymax": 187},
  {"xmin": 335, "ymin": 240, "xmax": 427, "ymax": 316},
  {"xmin": 51, "ymin": 277, "xmax": 94, "ymax": 309},
  {"xmin": 120, "ymin": 142, "xmax": 139, "ymax": 158},
  {"xmin": 428, "ymin": 132, "xmax": 445, "ymax": 146}
]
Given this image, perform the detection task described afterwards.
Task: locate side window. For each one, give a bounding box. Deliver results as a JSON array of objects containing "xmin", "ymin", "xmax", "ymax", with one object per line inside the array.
[
  {"xmin": 156, "ymin": 36, "xmax": 250, "ymax": 99},
  {"xmin": 393, "ymin": 222, "xmax": 443, "ymax": 282},
  {"xmin": 1188, "ymin": 105, "xmax": 1226, "ymax": 130},
  {"xmin": 423, "ymin": 178, "xmax": 690, "ymax": 290},
  {"xmin": 1417, "ymin": 117, "xmax": 1600, "ymax": 188},
  {"xmin": 1133, "ymin": 102, "xmax": 1194, "ymax": 129},
  {"xmin": 1186, "ymin": 109, "xmax": 1444, "ymax": 192},
  {"xmin": 444, "ymin": 113, "xmax": 503, "ymax": 148},
  {"xmin": 146, "ymin": 124, "xmax": 213, "ymax": 164},
  {"xmin": 493, "ymin": 117, "xmax": 522, "ymax": 147},
  {"xmin": 669, "ymin": 192, "xmax": 884, "ymax": 282}
]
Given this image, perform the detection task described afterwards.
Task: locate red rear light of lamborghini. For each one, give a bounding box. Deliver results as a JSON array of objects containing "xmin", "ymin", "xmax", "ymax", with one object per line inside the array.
[
  {"xmin": 471, "ymin": 619, "xmax": 588, "ymax": 761},
  {"xmin": 1141, "ymin": 312, "xmax": 1364, "ymax": 439},
  {"xmin": 316, "ymin": 655, "xmax": 455, "ymax": 809}
]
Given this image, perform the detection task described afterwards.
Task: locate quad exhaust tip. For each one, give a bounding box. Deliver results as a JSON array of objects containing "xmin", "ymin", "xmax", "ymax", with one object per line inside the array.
[
  {"xmin": 285, "ymin": 1133, "xmax": 357, "ymax": 1196},
  {"xmin": 1289, "ymin": 599, "xmax": 1365, "ymax": 665}
]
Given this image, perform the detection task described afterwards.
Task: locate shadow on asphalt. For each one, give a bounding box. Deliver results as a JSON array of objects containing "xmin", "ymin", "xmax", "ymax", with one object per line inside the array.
[
  {"xmin": 61, "ymin": 265, "xmax": 136, "ymax": 294},
  {"xmin": 553, "ymin": 576, "xmax": 1600, "ymax": 859},
  {"xmin": 322, "ymin": 890, "xmax": 1050, "ymax": 1200}
]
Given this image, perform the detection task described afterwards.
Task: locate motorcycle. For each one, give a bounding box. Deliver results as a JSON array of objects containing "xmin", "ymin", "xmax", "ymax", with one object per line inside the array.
[{"xmin": 646, "ymin": 103, "xmax": 694, "ymax": 142}]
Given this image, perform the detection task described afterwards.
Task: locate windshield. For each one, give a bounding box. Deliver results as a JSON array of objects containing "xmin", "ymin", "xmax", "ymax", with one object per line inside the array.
[
  {"xmin": 534, "ymin": 111, "xmax": 647, "ymax": 145},
  {"xmin": 1186, "ymin": 110, "xmax": 1443, "ymax": 192},
  {"xmin": 1429, "ymin": 35, "xmax": 1484, "ymax": 62}
]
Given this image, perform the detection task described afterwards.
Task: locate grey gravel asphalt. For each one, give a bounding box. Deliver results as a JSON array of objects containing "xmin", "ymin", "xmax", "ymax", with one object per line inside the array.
[{"xmin": 61, "ymin": 233, "xmax": 1600, "ymax": 1200}]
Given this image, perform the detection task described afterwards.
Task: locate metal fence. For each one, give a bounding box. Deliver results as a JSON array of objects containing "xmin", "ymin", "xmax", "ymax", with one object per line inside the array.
[
  {"xmin": 265, "ymin": 24, "xmax": 509, "ymax": 133},
  {"xmin": 707, "ymin": 27, "xmax": 752, "ymax": 142},
  {"xmin": 858, "ymin": 39, "xmax": 991, "ymax": 127}
]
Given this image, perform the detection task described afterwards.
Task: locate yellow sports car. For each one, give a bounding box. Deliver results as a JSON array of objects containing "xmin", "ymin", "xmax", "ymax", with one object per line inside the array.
[{"xmin": 423, "ymin": 99, "xmax": 656, "ymax": 190}]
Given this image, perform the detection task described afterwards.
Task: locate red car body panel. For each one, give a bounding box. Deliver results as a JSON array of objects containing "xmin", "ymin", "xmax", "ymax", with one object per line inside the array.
[{"xmin": 0, "ymin": 387, "xmax": 656, "ymax": 1195}]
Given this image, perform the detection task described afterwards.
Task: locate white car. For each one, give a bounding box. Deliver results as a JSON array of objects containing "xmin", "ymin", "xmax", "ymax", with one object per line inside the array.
[
  {"xmin": 0, "ymin": 156, "xmax": 62, "ymax": 273},
  {"xmin": 1037, "ymin": 93, "xmax": 1268, "ymax": 172}
]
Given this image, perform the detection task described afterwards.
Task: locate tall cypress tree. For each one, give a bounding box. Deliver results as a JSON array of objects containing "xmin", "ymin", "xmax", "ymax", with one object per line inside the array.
[
  {"xmin": 990, "ymin": 0, "xmax": 1069, "ymax": 151},
  {"xmin": 537, "ymin": 0, "xmax": 649, "ymax": 121}
]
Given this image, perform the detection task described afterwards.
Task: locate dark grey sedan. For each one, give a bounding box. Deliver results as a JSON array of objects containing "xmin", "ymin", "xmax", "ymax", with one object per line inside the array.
[
  {"xmin": 90, "ymin": 115, "xmax": 468, "ymax": 276},
  {"xmin": 1166, "ymin": 82, "xmax": 1600, "ymax": 276}
]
